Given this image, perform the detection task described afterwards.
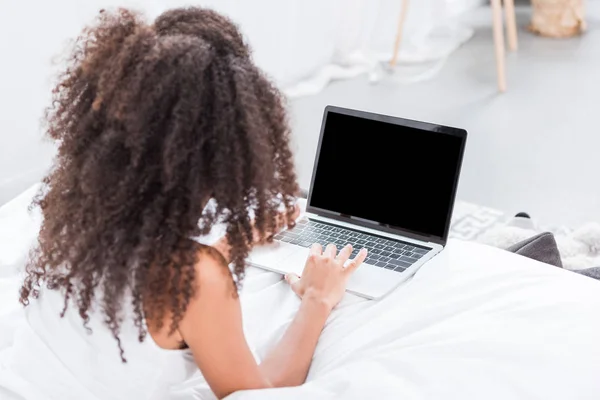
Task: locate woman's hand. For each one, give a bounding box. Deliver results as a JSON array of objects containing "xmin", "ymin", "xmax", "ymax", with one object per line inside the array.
[
  {"xmin": 212, "ymin": 204, "xmax": 301, "ymax": 262},
  {"xmin": 252, "ymin": 203, "xmax": 301, "ymax": 244},
  {"xmin": 285, "ymin": 243, "xmax": 367, "ymax": 311}
]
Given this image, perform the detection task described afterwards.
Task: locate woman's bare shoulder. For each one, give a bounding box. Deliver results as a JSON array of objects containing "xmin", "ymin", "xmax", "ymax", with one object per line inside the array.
[{"xmin": 193, "ymin": 244, "xmax": 237, "ymax": 296}]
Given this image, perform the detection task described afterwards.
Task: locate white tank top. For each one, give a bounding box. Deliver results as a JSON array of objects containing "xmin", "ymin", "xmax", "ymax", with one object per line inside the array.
[{"xmin": 0, "ymin": 286, "xmax": 199, "ymax": 400}]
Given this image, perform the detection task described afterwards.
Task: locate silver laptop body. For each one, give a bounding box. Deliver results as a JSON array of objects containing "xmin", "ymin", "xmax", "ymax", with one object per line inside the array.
[{"xmin": 248, "ymin": 106, "xmax": 467, "ymax": 299}]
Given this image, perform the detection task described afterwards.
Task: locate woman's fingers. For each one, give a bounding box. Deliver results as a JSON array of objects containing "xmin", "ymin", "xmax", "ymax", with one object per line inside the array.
[
  {"xmin": 344, "ymin": 248, "xmax": 368, "ymax": 275},
  {"xmin": 279, "ymin": 203, "xmax": 301, "ymax": 228},
  {"xmin": 285, "ymin": 273, "xmax": 301, "ymax": 285},
  {"xmin": 336, "ymin": 244, "xmax": 352, "ymax": 264},
  {"xmin": 284, "ymin": 273, "xmax": 302, "ymax": 296},
  {"xmin": 290, "ymin": 203, "xmax": 301, "ymax": 221},
  {"xmin": 253, "ymin": 203, "xmax": 301, "ymax": 244},
  {"xmin": 324, "ymin": 243, "xmax": 337, "ymax": 258},
  {"xmin": 309, "ymin": 243, "xmax": 322, "ymax": 256},
  {"xmin": 273, "ymin": 203, "xmax": 301, "ymax": 231}
]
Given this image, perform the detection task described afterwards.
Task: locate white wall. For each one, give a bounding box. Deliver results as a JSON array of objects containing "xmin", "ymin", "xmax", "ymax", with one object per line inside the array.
[
  {"xmin": 0, "ymin": 0, "xmax": 336, "ymax": 205},
  {"xmin": 0, "ymin": 1, "xmax": 58, "ymax": 205},
  {"xmin": 0, "ymin": 0, "xmax": 156, "ymax": 205}
]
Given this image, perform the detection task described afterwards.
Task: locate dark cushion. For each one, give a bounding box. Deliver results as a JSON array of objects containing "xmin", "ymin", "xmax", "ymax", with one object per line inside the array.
[
  {"xmin": 506, "ymin": 232, "xmax": 600, "ymax": 281},
  {"xmin": 506, "ymin": 232, "xmax": 563, "ymax": 268},
  {"xmin": 575, "ymin": 267, "xmax": 600, "ymax": 280}
]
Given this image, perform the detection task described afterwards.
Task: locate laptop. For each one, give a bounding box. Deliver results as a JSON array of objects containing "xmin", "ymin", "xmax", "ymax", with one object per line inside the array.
[{"xmin": 248, "ymin": 106, "xmax": 467, "ymax": 299}]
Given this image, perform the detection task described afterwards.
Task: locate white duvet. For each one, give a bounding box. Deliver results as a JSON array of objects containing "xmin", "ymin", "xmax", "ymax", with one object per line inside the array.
[{"xmin": 2, "ymin": 186, "xmax": 600, "ymax": 399}]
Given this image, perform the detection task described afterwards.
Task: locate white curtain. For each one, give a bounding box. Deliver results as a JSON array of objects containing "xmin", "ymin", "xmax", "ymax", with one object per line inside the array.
[{"xmin": 170, "ymin": 0, "xmax": 476, "ymax": 97}]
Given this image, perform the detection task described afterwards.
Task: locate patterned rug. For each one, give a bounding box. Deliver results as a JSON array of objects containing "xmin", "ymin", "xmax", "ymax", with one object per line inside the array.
[
  {"xmin": 449, "ymin": 200, "xmax": 573, "ymax": 242},
  {"xmin": 449, "ymin": 200, "xmax": 600, "ymax": 272},
  {"xmin": 449, "ymin": 201, "xmax": 507, "ymax": 241}
]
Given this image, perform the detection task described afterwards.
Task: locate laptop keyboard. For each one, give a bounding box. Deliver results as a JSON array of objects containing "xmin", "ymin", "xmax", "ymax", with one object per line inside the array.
[{"xmin": 274, "ymin": 219, "xmax": 430, "ymax": 272}]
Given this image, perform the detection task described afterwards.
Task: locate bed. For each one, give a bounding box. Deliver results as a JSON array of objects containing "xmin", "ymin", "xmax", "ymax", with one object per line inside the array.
[{"xmin": 1, "ymin": 186, "xmax": 600, "ymax": 399}]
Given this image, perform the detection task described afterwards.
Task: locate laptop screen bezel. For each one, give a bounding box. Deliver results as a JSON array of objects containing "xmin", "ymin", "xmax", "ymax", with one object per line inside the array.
[{"xmin": 305, "ymin": 105, "xmax": 467, "ymax": 246}]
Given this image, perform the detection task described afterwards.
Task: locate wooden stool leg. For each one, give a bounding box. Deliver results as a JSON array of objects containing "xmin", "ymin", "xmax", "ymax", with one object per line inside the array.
[
  {"xmin": 389, "ymin": 0, "xmax": 410, "ymax": 68},
  {"xmin": 504, "ymin": 0, "xmax": 518, "ymax": 51},
  {"xmin": 491, "ymin": 0, "xmax": 507, "ymax": 92}
]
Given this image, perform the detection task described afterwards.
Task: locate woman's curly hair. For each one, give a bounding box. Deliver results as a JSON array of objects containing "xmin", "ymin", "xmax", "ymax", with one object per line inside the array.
[{"xmin": 19, "ymin": 7, "xmax": 298, "ymax": 360}]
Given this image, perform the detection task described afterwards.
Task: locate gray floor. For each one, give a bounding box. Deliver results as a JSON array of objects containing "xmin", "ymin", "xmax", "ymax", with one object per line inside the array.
[{"xmin": 289, "ymin": 5, "xmax": 600, "ymax": 227}]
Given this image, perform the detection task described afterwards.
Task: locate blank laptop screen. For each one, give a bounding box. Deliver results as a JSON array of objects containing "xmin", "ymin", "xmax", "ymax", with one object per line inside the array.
[{"xmin": 308, "ymin": 110, "xmax": 464, "ymax": 240}]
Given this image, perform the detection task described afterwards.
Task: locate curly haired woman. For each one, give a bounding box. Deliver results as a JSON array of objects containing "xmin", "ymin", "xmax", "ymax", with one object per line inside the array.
[{"xmin": 0, "ymin": 7, "xmax": 366, "ymax": 400}]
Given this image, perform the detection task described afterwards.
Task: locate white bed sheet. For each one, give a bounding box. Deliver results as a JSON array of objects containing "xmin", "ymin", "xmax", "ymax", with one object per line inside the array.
[{"xmin": 1, "ymin": 186, "xmax": 600, "ymax": 400}]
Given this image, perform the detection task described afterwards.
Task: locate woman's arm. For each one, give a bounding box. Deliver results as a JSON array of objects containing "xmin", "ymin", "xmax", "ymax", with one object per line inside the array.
[
  {"xmin": 177, "ymin": 255, "xmax": 325, "ymax": 397},
  {"xmin": 177, "ymin": 255, "xmax": 268, "ymax": 397},
  {"xmin": 258, "ymin": 292, "xmax": 331, "ymax": 386},
  {"xmin": 177, "ymin": 243, "xmax": 366, "ymax": 399},
  {"xmin": 258, "ymin": 243, "xmax": 367, "ymax": 386}
]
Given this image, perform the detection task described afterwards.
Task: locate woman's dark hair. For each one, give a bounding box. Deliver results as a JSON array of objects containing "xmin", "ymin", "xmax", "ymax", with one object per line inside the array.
[{"xmin": 19, "ymin": 7, "xmax": 298, "ymax": 360}]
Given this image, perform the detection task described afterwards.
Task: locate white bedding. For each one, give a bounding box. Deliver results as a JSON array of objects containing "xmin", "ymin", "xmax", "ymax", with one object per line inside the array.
[{"xmin": 2, "ymin": 186, "xmax": 600, "ymax": 399}]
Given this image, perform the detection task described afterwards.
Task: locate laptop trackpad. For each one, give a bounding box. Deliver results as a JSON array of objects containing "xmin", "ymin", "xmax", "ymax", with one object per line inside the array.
[
  {"xmin": 247, "ymin": 241, "xmax": 299, "ymax": 270},
  {"xmin": 249, "ymin": 244, "xmax": 402, "ymax": 299},
  {"xmin": 346, "ymin": 263, "xmax": 402, "ymax": 299},
  {"xmin": 277, "ymin": 248, "xmax": 310, "ymax": 276}
]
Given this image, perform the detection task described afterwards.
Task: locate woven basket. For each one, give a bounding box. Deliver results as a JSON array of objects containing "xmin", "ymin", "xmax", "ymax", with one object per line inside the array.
[{"xmin": 529, "ymin": 0, "xmax": 586, "ymax": 38}]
